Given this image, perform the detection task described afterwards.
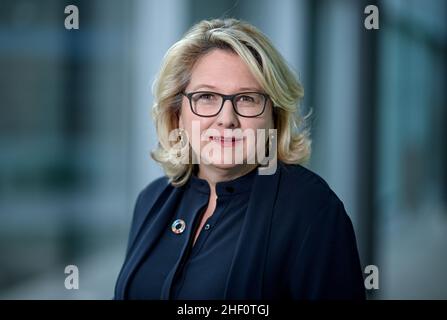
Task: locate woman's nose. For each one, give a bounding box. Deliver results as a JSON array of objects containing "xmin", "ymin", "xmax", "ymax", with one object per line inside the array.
[{"xmin": 216, "ymin": 99, "xmax": 240, "ymax": 128}]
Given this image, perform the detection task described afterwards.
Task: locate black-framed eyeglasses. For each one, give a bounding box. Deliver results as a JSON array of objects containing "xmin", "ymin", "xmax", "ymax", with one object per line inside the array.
[{"xmin": 182, "ymin": 91, "xmax": 269, "ymax": 118}]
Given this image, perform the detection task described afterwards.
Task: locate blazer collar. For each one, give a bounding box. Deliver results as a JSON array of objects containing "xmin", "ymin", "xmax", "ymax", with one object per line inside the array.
[{"xmin": 114, "ymin": 185, "xmax": 183, "ymax": 299}]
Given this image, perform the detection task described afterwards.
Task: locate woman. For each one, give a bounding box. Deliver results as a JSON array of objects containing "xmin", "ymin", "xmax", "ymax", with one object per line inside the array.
[{"xmin": 114, "ymin": 18, "xmax": 365, "ymax": 300}]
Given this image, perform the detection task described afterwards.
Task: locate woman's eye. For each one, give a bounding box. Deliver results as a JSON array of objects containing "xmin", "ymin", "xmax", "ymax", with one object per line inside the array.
[
  {"xmin": 239, "ymin": 95, "xmax": 255, "ymax": 102},
  {"xmin": 198, "ymin": 94, "xmax": 215, "ymax": 100}
]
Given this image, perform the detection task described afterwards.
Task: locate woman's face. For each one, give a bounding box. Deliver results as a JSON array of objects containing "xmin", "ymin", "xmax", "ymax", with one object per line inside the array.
[{"xmin": 178, "ymin": 49, "xmax": 274, "ymax": 170}]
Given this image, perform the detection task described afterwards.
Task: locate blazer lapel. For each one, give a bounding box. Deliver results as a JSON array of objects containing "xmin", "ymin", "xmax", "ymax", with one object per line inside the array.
[
  {"xmin": 114, "ymin": 186, "xmax": 184, "ymax": 299},
  {"xmin": 224, "ymin": 164, "xmax": 282, "ymax": 299}
]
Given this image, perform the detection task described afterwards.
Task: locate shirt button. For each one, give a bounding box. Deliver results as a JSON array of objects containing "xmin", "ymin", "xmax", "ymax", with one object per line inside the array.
[
  {"xmin": 204, "ymin": 224, "xmax": 210, "ymax": 230},
  {"xmin": 225, "ymin": 186, "xmax": 234, "ymax": 193}
]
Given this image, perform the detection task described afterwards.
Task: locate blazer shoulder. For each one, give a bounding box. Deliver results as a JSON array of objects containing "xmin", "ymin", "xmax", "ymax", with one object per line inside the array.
[
  {"xmin": 127, "ymin": 176, "xmax": 172, "ymax": 246},
  {"xmin": 138, "ymin": 175, "xmax": 171, "ymax": 202},
  {"xmin": 279, "ymin": 162, "xmax": 334, "ymax": 199},
  {"xmin": 133, "ymin": 175, "xmax": 174, "ymax": 223},
  {"xmin": 276, "ymin": 163, "xmax": 358, "ymax": 258},
  {"xmin": 277, "ymin": 162, "xmax": 346, "ymax": 220}
]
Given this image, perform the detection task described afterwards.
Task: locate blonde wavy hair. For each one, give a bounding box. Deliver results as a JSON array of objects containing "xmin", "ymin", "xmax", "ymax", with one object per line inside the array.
[{"xmin": 151, "ymin": 18, "xmax": 311, "ymax": 186}]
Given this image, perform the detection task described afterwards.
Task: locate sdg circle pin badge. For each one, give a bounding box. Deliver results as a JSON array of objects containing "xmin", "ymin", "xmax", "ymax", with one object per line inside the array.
[{"xmin": 171, "ymin": 219, "xmax": 186, "ymax": 234}]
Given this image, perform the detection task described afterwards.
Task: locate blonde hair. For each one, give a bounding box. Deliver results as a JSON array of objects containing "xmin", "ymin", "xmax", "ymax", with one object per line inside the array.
[{"xmin": 151, "ymin": 18, "xmax": 311, "ymax": 186}]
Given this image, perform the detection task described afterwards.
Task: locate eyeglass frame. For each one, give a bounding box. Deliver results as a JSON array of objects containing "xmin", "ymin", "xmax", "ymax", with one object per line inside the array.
[{"xmin": 182, "ymin": 91, "xmax": 270, "ymax": 118}]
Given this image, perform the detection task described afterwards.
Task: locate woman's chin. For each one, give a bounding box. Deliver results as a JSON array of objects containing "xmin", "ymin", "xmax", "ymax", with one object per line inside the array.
[{"xmin": 200, "ymin": 158, "xmax": 246, "ymax": 169}]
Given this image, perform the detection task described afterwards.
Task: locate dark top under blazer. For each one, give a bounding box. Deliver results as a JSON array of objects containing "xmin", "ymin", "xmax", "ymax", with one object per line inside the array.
[
  {"xmin": 114, "ymin": 161, "xmax": 366, "ymax": 300},
  {"xmin": 126, "ymin": 168, "xmax": 256, "ymax": 299}
]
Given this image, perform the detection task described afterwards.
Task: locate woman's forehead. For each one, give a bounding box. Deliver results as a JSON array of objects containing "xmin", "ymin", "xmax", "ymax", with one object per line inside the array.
[{"xmin": 188, "ymin": 50, "xmax": 262, "ymax": 93}]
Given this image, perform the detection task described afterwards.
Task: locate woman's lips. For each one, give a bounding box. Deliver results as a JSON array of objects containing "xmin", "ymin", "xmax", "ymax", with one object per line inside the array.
[{"xmin": 209, "ymin": 136, "xmax": 243, "ymax": 147}]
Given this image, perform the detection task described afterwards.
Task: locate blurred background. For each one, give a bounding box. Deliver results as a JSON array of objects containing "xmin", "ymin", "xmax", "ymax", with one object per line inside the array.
[{"xmin": 0, "ymin": 0, "xmax": 446, "ymax": 299}]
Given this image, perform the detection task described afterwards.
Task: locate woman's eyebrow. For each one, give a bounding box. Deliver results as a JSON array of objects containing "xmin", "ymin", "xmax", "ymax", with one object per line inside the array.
[
  {"xmin": 190, "ymin": 84, "xmax": 217, "ymax": 91},
  {"xmin": 190, "ymin": 84, "xmax": 262, "ymax": 92}
]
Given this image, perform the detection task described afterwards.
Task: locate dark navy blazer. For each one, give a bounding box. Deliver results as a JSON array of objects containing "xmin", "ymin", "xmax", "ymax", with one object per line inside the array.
[{"xmin": 114, "ymin": 162, "xmax": 366, "ymax": 300}]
